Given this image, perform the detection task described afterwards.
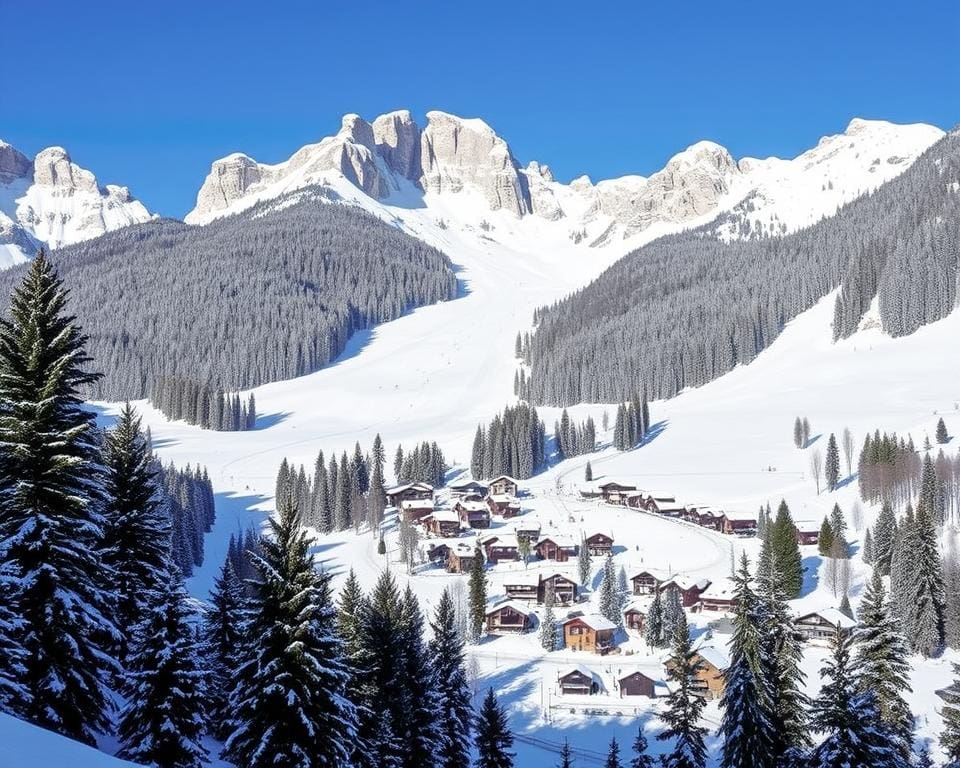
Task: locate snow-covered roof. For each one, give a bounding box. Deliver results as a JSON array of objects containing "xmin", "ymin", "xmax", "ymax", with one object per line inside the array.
[
  {"xmin": 489, "ymin": 493, "xmax": 519, "ymax": 504},
  {"xmin": 451, "ymin": 543, "xmax": 476, "ymax": 556},
  {"xmin": 449, "ymin": 479, "xmax": 487, "ymax": 490},
  {"xmin": 386, "ymin": 481, "xmax": 433, "ymax": 494},
  {"xmin": 797, "ymin": 608, "xmax": 858, "ymax": 629},
  {"xmin": 489, "ymin": 474, "xmax": 519, "ymax": 484},
  {"xmin": 694, "ymin": 644, "xmax": 730, "ymax": 670},
  {"xmin": 485, "ymin": 599, "xmax": 535, "ymax": 617},
  {"xmin": 426, "ymin": 510, "xmax": 460, "ymax": 523},
  {"xmin": 662, "ymin": 575, "xmax": 711, "ymax": 592},
  {"xmin": 483, "ymin": 533, "xmax": 519, "ymax": 549},
  {"xmin": 401, "ymin": 498, "xmax": 434, "ymax": 510},
  {"xmin": 698, "ymin": 578, "xmax": 736, "ymax": 601},
  {"xmin": 540, "ymin": 570, "xmax": 578, "ymax": 584},
  {"xmin": 558, "ymin": 664, "xmax": 598, "ymax": 682},
  {"xmin": 564, "ymin": 613, "xmax": 616, "ymax": 631},
  {"xmin": 629, "ymin": 567, "xmax": 672, "ymax": 581},
  {"xmin": 503, "ymin": 572, "xmax": 540, "ymax": 587},
  {"xmin": 456, "ymin": 499, "xmax": 488, "ymax": 512},
  {"xmin": 537, "ymin": 534, "xmax": 577, "ymax": 548}
]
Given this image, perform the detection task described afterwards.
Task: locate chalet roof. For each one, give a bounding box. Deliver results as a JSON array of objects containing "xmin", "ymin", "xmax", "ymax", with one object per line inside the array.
[
  {"xmin": 536, "ymin": 534, "xmax": 577, "ymax": 549},
  {"xmin": 450, "ymin": 543, "xmax": 476, "ymax": 557},
  {"xmin": 456, "ymin": 499, "xmax": 488, "ymax": 513},
  {"xmin": 558, "ymin": 664, "xmax": 599, "ymax": 683},
  {"xmin": 489, "ymin": 474, "xmax": 519, "ymax": 485},
  {"xmin": 585, "ymin": 531, "xmax": 614, "ymax": 542},
  {"xmin": 489, "ymin": 493, "xmax": 520, "ymax": 504},
  {"xmin": 630, "ymin": 567, "xmax": 672, "ymax": 582},
  {"xmin": 386, "ymin": 481, "xmax": 434, "ymax": 495},
  {"xmin": 449, "ymin": 479, "xmax": 487, "ymax": 491},
  {"xmin": 644, "ymin": 491, "xmax": 676, "ymax": 502},
  {"xmin": 512, "ymin": 519, "xmax": 542, "ymax": 532},
  {"xmin": 484, "ymin": 534, "xmax": 519, "ymax": 550},
  {"xmin": 653, "ymin": 504, "xmax": 688, "ymax": 514},
  {"xmin": 539, "ymin": 571, "xmax": 578, "ymax": 585},
  {"xmin": 598, "ymin": 479, "xmax": 638, "ymax": 490},
  {"xmin": 563, "ymin": 613, "xmax": 616, "ymax": 632},
  {"xmin": 425, "ymin": 510, "xmax": 460, "ymax": 523},
  {"xmin": 623, "ymin": 601, "xmax": 647, "ymax": 616},
  {"xmin": 661, "ymin": 575, "xmax": 711, "ymax": 592},
  {"xmin": 485, "ymin": 599, "xmax": 535, "ymax": 618},
  {"xmin": 618, "ymin": 669, "xmax": 656, "ymax": 683},
  {"xmin": 698, "ymin": 578, "xmax": 736, "ymax": 601},
  {"xmin": 503, "ymin": 572, "xmax": 540, "ymax": 587},
  {"xmin": 694, "ymin": 644, "xmax": 730, "ymax": 671},
  {"xmin": 796, "ymin": 608, "xmax": 858, "ymax": 630}
]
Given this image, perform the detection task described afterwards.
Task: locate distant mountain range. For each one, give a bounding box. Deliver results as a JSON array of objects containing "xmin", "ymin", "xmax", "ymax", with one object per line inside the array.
[{"xmin": 0, "ymin": 112, "xmax": 944, "ymax": 267}]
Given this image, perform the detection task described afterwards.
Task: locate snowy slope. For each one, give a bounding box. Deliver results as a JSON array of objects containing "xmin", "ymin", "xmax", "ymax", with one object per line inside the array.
[
  {"xmin": 0, "ymin": 712, "xmax": 138, "ymax": 767},
  {"xmin": 0, "ymin": 140, "xmax": 154, "ymax": 267}
]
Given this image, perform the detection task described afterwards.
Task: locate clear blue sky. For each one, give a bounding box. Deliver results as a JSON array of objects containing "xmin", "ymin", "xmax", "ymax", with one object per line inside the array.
[{"xmin": 2, "ymin": 1, "xmax": 956, "ymax": 218}]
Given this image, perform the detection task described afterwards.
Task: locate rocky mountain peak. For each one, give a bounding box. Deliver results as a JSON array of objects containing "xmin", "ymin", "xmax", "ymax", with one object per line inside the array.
[{"xmin": 0, "ymin": 141, "xmax": 32, "ymax": 182}]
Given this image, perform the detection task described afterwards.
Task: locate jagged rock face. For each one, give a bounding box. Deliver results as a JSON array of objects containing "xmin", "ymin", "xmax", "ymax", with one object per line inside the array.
[
  {"xmin": 419, "ymin": 111, "xmax": 531, "ymax": 217},
  {"xmin": 0, "ymin": 142, "xmax": 31, "ymax": 181},
  {"xmin": 191, "ymin": 153, "xmax": 265, "ymax": 220},
  {"xmin": 32, "ymin": 147, "xmax": 99, "ymax": 193},
  {"xmin": 373, "ymin": 110, "xmax": 421, "ymax": 180},
  {"xmin": 522, "ymin": 161, "xmax": 564, "ymax": 221}
]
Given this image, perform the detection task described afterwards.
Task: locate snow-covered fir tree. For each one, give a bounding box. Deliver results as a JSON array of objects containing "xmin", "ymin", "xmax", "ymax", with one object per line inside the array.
[
  {"xmin": 103, "ymin": 402, "xmax": 171, "ymax": 665},
  {"xmin": 825, "ymin": 433, "xmax": 840, "ymax": 491},
  {"xmin": 872, "ymin": 500, "xmax": 897, "ymax": 576},
  {"xmin": 606, "ymin": 736, "xmax": 623, "ymax": 768},
  {"xmin": 658, "ymin": 625, "xmax": 707, "ymax": 768},
  {"xmin": 578, "ymin": 536, "xmax": 592, "ymax": 587},
  {"xmin": 645, "ymin": 588, "xmax": 665, "ymax": 648},
  {"xmin": 907, "ymin": 500, "xmax": 945, "ymax": 656},
  {"xmin": 474, "ymin": 688, "xmax": 514, "ymax": 768},
  {"xmin": 202, "ymin": 553, "xmax": 247, "ymax": 740},
  {"xmin": 0, "ymin": 253, "xmax": 117, "ymax": 743},
  {"xmin": 468, "ymin": 545, "xmax": 487, "ymax": 643},
  {"xmin": 599, "ymin": 555, "xmax": 620, "ymax": 626},
  {"xmin": 941, "ymin": 664, "xmax": 960, "ymax": 764},
  {"xmin": 629, "ymin": 726, "xmax": 655, "ymax": 768},
  {"xmin": 117, "ymin": 568, "xmax": 208, "ymax": 768},
  {"xmin": 764, "ymin": 500, "xmax": 803, "ymax": 598},
  {"xmin": 430, "ymin": 588, "xmax": 473, "ymax": 768},
  {"xmin": 222, "ymin": 499, "xmax": 356, "ymax": 768},
  {"xmin": 397, "ymin": 586, "xmax": 443, "ymax": 768},
  {"xmin": 540, "ymin": 580, "xmax": 558, "ymax": 651}
]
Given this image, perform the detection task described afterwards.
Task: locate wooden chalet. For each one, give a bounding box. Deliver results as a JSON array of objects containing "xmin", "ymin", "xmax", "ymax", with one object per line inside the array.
[
  {"xmin": 447, "ymin": 543, "xmax": 478, "ymax": 574},
  {"xmin": 623, "ymin": 491, "xmax": 646, "ymax": 508},
  {"xmin": 695, "ymin": 508, "xmax": 724, "ymax": 530},
  {"xmin": 562, "ymin": 613, "xmax": 617, "ymax": 654},
  {"xmin": 795, "ymin": 609, "xmax": 857, "ymax": 643},
  {"xmin": 449, "ymin": 479, "xmax": 487, "ymax": 497},
  {"xmin": 623, "ymin": 603, "xmax": 646, "ymax": 632},
  {"xmin": 480, "ymin": 533, "xmax": 520, "ymax": 565},
  {"xmin": 485, "ymin": 600, "xmax": 534, "ymax": 634},
  {"xmin": 426, "ymin": 543, "xmax": 450, "ymax": 565},
  {"xmin": 642, "ymin": 493, "xmax": 677, "ymax": 513},
  {"xmin": 667, "ymin": 645, "xmax": 729, "ymax": 700},
  {"xmin": 721, "ymin": 516, "xmax": 757, "ymax": 537},
  {"xmin": 598, "ymin": 481, "xmax": 637, "ymax": 504},
  {"xmin": 630, "ymin": 569, "xmax": 667, "ymax": 595},
  {"xmin": 660, "ymin": 576, "xmax": 711, "ymax": 608},
  {"xmin": 386, "ymin": 482, "xmax": 434, "ymax": 508},
  {"xmin": 503, "ymin": 573, "xmax": 540, "ymax": 602},
  {"xmin": 400, "ymin": 498, "xmax": 434, "ymax": 523},
  {"xmin": 557, "ymin": 666, "xmax": 599, "ymax": 696},
  {"xmin": 617, "ymin": 670, "xmax": 657, "ymax": 698},
  {"xmin": 423, "ymin": 510, "xmax": 460, "ymax": 537},
  {"xmin": 453, "ymin": 499, "xmax": 491, "ymax": 529},
  {"xmin": 487, "ymin": 494, "xmax": 521, "ymax": 518},
  {"xmin": 795, "ymin": 524, "xmax": 820, "ymax": 546},
  {"xmin": 695, "ymin": 579, "xmax": 737, "ymax": 613},
  {"xmin": 584, "ymin": 532, "xmax": 614, "ymax": 556},
  {"xmin": 488, "ymin": 475, "xmax": 520, "ymax": 497},
  {"xmin": 538, "ymin": 573, "xmax": 578, "ymax": 605},
  {"xmin": 513, "ymin": 520, "xmax": 542, "ymax": 543},
  {"xmin": 535, "ymin": 534, "xmax": 578, "ymax": 562}
]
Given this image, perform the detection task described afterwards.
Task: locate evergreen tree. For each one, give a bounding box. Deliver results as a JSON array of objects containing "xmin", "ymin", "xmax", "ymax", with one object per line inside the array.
[
  {"xmin": 768, "ymin": 500, "xmax": 803, "ymax": 598},
  {"xmin": 117, "ymin": 569, "xmax": 208, "ymax": 768},
  {"xmin": 599, "ymin": 555, "xmax": 620, "ymax": 626},
  {"xmin": 558, "ymin": 739, "xmax": 574, "ymax": 768},
  {"xmin": 937, "ymin": 417, "xmax": 949, "ymax": 445},
  {"xmin": 222, "ymin": 499, "xmax": 356, "ymax": 768},
  {"xmin": 661, "ymin": 586, "xmax": 686, "ymax": 643},
  {"xmin": 829, "ymin": 504, "xmax": 847, "ymax": 556},
  {"xmin": 202, "ymin": 555, "xmax": 247, "ymax": 739},
  {"xmin": 793, "ymin": 417, "xmax": 804, "ymax": 449},
  {"xmin": 578, "ymin": 537, "xmax": 592, "ymax": 588},
  {"xmin": 102, "ymin": 402, "xmax": 171, "ymax": 665},
  {"xmin": 468, "ymin": 546, "xmax": 487, "ymax": 643},
  {"xmin": 629, "ymin": 726, "xmax": 655, "ymax": 768},
  {"xmin": 818, "ymin": 517, "xmax": 835, "ymax": 557},
  {"xmin": 719, "ymin": 556, "xmax": 774, "ymax": 768},
  {"xmin": 540, "ymin": 580, "xmax": 558, "ymax": 651},
  {"xmin": 853, "ymin": 569, "xmax": 914, "ymax": 759},
  {"xmin": 873, "ymin": 501, "xmax": 897, "ymax": 576},
  {"xmin": 809, "ymin": 627, "xmax": 905, "ymax": 768},
  {"xmin": 397, "ymin": 586, "xmax": 442, "ymax": 768},
  {"xmin": 605, "ymin": 737, "xmax": 622, "ymax": 768},
  {"xmin": 825, "ymin": 433, "xmax": 840, "ymax": 491},
  {"xmin": 474, "ymin": 688, "xmax": 514, "ymax": 768},
  {"xmin": 862, "ymin": 528, "xmax": 874, "ymax": 565},
  {"xmin": 0, "ymin": 253, "xmax": 117, "ymax": 743},
  {"xmin": 645, "ymin": 588, "xmax": 665, "ymax": 648},
  {"xmin": 429, "ymin": 589, "xmax": 472, "ymax": 768},
  {"xmin": 584, "ymin": 461, "xmax": 593, "ymax": 481},
  {"xmin": 658, "ymin": 625, "xmax": 707, "ymax": 768},
  {"xmin": 908, "ymin": 501, "xmax": 945, "ymax": 657}
]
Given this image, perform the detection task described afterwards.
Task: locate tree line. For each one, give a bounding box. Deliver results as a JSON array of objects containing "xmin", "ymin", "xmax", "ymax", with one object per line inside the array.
[
  {"xmin": 151, "ymin": 375, "xmax": 257, "ymax": 431},
  {"xmin": 470, "ymin": 403, "xmax": 547, "ymax": 480},
  {"xmin": 523, "ymin": 131, "xmax": 960, "ymax": 406}
]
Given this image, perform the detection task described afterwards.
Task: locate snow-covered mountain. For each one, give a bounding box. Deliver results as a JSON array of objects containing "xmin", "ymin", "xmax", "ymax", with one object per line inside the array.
[
  {"xmin": 185, "ymin": 111, "xmax": 943, "ymax": 248},
  {"xmin": 0, "ymin": 140, "xmax": 154, "ymax": 268}
]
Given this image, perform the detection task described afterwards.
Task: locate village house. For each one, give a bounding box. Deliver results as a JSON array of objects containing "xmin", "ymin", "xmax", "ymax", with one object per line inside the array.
[
  {"xmin": 659, "ymin": 576, "xmax": 712, "ymax": 608},
  {"xmin": 535, "ymin": 534, "xmax": 578, "ymax": 562},
  {"xmin": 447, "ymin": 543, "xmax": 478, "ymax": 574},
  {"xmin": 642, "ymin": 493, "xmax": 678, "ymax": 513},
  {"xmin": 503, "ymin": 572, "xmax": 540, "ymax": 602},
  {"xmin": 485, "ymin": 600, "xmax": 534, "ymax": 634},
  {"xmin": 426, "ymin": 543, "xmax": 450, "ymax": 565},
  {"xmin": 448, "ymin": 479, "xmax": 487, "ymax": 497},
  {"xmin": 487, "ymin": 494, "xmax": 521, "ymax": 518},
  {"xmin": 695, "ymin": 578, "xmax": 737, "ymax": 613},
  {"xmin": 721, "ymin": 515, "xmax": 757, "ymax": 537},
  {"xmin": 623, "ymin": 490, "xmax": 646, "ymax": 508},
  {"xmin": 513, "ymin": 520, "xmax": 542, "ymax": 543},
  {"xmin": 795, "ymin": 609, "xmax": 857, "ymax": 643},
  {"xmin": 557, "ymin": 666, "xmax": 600, "ymax": 696},
  {"xmin": 584, "ymin": 532, "xmax": 614, "ymax": 556},
  {"xmin": 538, "ymin": 573, "xmax": 578, "ymax": 605},
  {"xmin": 453, "ymin": 498, "xmax": 491, "ymax": 529},
  {"xmin": 623, "ymin": 602, "xmax": 646, "ymax": 632},
  {"xmin": 422, "ymin": 510, "xmax": 460, "ymax": 537},
  {"xmin": 617, "ymin": 670, "xmax": 658, "ymax": 698},
  {"xmin": 598, "ymin": 481, "xmax": 637, "ymax": 505},
  {"xmin": 386, "ymin": 482, "xmax": 434, "ymax": 508},
  {"xmin": 666, "ymin": 645, "xmax": 729, "ymax": 700},
  {"xmin": 795, "ymin": 523, "xmax": 820, "ymax": 546},
  {"xmin": 563, "ymin": 613, "xmax": 617, "ymax": 654},
  {"xmin": 695, "ymin": 508, "xmax": 723, "ymax": 530},
  {"xmin": 630, "ymin": 569, "xmax": 668, "ymax": 595},
  {"xmin": 650, "ymin": 502, "xmax": 687, "ymax": 518},
  {"xmin": 400, "ymin": 498, "xmax": 434, "ymax": 523},
  {"xmin": 479, "ymin": 533, "xmax": 520, "ymax": 565},
  {"xmin": 488, "ymin": 475, "xmax": 520, "ymax": 497}
]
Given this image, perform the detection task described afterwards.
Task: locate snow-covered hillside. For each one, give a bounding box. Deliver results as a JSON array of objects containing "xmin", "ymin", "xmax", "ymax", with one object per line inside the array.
[
  {"xmin": 0, "ymin": 140, "xmax": 154, "ymax": 267},
  {"xmin": 184, "ymin": 111, "xmax": 943, "ymax": 250}
]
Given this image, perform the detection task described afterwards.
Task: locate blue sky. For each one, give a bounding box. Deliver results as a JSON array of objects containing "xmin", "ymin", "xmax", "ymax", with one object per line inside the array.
[{"xmin": 2, "ymin": 1, "xmax": 956, "ymax": 218}]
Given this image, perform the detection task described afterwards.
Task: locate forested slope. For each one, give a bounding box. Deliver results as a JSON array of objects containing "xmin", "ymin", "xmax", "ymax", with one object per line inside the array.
[
  {"xmin": 525, "ymin": 130, "xmax": 960, "ymax": 406},
  {"xmin": 0, "ymin": 190, "xmax": 458, "ymax": 400}
]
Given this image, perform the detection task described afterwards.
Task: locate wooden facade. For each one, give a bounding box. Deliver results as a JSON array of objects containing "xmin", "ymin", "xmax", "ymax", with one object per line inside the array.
[
  {"xmin": 503, "ymin": 575, "xmax": 539, "ymax": 602},
  {"xmin": 796, "ymin": 528, "xmax": 820, "ymax": 546},
  {"xmin": 562, "ymin": 614, "xmax": 617, "ymax": 654},
  {"xmin": 454, "ymin": 499, "xmax": 491, "ymax": 529},
  {"xmin": 423, "ymin": 512, "xmax": 460, "ymax": 537},
  {"xmin": 487, "ymin": 494, "xmax": 521, "ymax": 517},
  {"xmin": 557, "ymin": 667, "xmax": 598, "ymax": 696},
  {"xmin": 660, "ymin": 577, "xmax": 711, "ymax": 608},
  {"xmin": 618, "ymin": 670, "xmax": 656, "ymax": 698},
  {"xmin": 449, "ymin": 480, "xmax": 487, "ymax": 497},
  {"xmin": 386, "ymin": 482, "xmax": 434, "ymax": 508},
  {"xmin": 535, "ymin": 536, "xmax": 578, "ymax": 562},
  {"xmin": 624, "ymin": 606, "xmax": 646, "ymax": 632},
  {"xmin": 722, "ymin": 517, "xmax": 757, "ymax": 537},
  {"xmin": 538, "ymin": 573, "xmax": 578, "ymax": 605},
  {"xmin": 584, "ymin": 532, "xmax": 614, "ymax": 556},
  {"xmin": 795, "ymin": 610, "xmax": 857, "ymax": 643},
  {"xmin": 488, "ymin": 475, "xmax": 519, "ymax": 497},
  {"xmin": 400, "ymin": 498, "xmax": 434, "ymax": 523},
  {"xmin": 485, "ymin": 601, "xmax": 533, "ymax": 634},
  {"xmin": 598, "ymin": 481, "xmax": 637, "ymax": 504},
  {"xmin": 666, "ymin": 647, "xmax": 728, "ymax": 700},
  {"xmin": 482, "ymin": 536, "xmax": 520, "ymax": 565},
  {"xmin": 630, "ymin": 571, "xmax": 663, "ymax": 595},
  {"xmin": 447, "ymin": 545, "xmax": 477, "ymax": 574}
]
